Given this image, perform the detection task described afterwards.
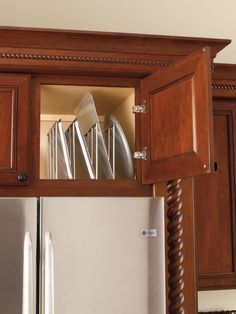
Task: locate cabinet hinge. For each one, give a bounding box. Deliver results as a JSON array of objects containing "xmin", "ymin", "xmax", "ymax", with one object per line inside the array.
[
  {"xmin": 133, "ymin": 148, "xmax": 147, "ymax": 160},
  {"xmin": 132, "ymin": 101, "xmax": 146, "ymax": 113}
]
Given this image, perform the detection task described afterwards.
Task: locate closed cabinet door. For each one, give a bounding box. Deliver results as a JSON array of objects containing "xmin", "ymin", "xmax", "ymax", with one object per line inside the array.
[
  {"xmin": 0, "ymin": 75, "xmax": 29, "ymax": 185},
  {"xmin": 139, "ymin": 48, "xmax": 213, "ymax": 183},
  {"xmin": 195, "ymin": 102, "xmax": 236, "ymax": 289}
]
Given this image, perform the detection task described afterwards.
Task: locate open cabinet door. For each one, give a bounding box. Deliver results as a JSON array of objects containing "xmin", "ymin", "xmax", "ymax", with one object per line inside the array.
[{"xmin": 140, "ymin": 48, "xmax": 213, "ymax": 183}]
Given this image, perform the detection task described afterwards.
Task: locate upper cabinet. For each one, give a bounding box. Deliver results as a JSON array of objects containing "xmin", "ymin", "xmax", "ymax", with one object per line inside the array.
[
  {"xmin": 0, "ymin": 75, "xmax": 29, "ymax": 185},
  {"xmin": 0, "ymin": 27, "xmax": 231, "ymax": 195},
  {"xmin": 195, "ymin": 64, "xmax": 236, "ymax": 290}
]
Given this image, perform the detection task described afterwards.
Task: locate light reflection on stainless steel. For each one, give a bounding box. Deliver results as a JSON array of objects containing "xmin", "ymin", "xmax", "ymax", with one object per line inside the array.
[
  {"xmin": 103, "ymin": 123, "xmax": 116, "ymax": 178},
  {"xmin": 43, "ymin": 231, "xmax": 55, "ymax": 314},
  {"xmin": 47, "ymin": 121, "xmax": 73, "ymax": 179},
  {"xmin": 22, "ymin": 232, "xmax": 33, "ymax": 314},
  {"xmin": 66, "ymin": 120, "xmax": 95, "ymax": 179},
  {"xmin": 74, "ymin": 93, "xmax": 113, "ymax": 179},
  {"xmin": 0, "ymin": 198, "xmax": 37, "ymax": 314},
  {"xmin": 104, "ymin": 114, "xmax": 133, "ymax": 179}
]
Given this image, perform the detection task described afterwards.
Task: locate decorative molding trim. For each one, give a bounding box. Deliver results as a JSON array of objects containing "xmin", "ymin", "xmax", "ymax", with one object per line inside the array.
[
  {"xmin": 212, "ymin": 83, "xmax": 236, "ymax": 90},
  {"xmin": 166, "ymin": 179, "xmax": 184, "ymax": 314},
  {"xmin": 0, "ymin": 52, "xmax": 172, "ymax": 67}
]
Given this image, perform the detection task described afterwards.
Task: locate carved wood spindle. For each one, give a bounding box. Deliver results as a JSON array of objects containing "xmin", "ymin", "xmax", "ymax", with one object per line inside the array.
[{"xmin": 166, "ymin": 179, "xmax": 184, "ymax": 314}]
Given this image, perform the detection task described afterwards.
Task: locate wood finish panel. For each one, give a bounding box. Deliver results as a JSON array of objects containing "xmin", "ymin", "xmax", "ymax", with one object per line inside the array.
[
  {"xmin": 0, "ymin": 27, "xmax": 230, "ymax": 77},
  {"xmin": 0, "ymin": 75, "xmax": 29, "ymax": 185},
  {"xmin": 0, "ymin": 27, "xmax": 229, "ymax": 57},
  {"xmin": 0, "ymin": 87, "xmax": 16, "ymax": 170},
  {"xmin": 140, "ymin": 48, "xmax": 213, "ymax": 183},
  {"xmin": 182, "ymin": 179, "xmax": 198, "ymax": 313},
  {"xmin": 213, "ymin": 63, "xmax": 236, "ymax": 81},
  {"xmin": 0, "ymin": 180, "xmax": 152, "ymax": 197},
  {"xmin": 155, "ymin": 178, "xmax": 197, "ymax": 314},
  {"xmin": 151, "ymin": 77, "xmax": 194, "ymax": 161},
  {"xmin": 196, "ymin": 112, "xmax": 234, "ymax": 273},
  {"xmin": 212, "ymin": 80, "xmax": 236, "ymax": 98},
  {"xmin": 166, "ymin": 179, "xmax": 184, "ymax": 313},
  {"xmin": 196, "ymin": 102, "xmax": 236, "ymax": 289},
  {"xmin": 198, "ymin": 273, "xmax": 236, "ymax": 290},
  {"xmin": 212, "ymin": 64, "xmax": 236, "ymax": 98}
]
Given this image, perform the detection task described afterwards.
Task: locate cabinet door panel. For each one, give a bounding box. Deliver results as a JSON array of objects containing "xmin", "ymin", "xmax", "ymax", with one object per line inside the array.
[
  {"xmin": 196, "ymin": 112, "xmax": 234, "ymax": 273},
  {"xmin": 0, "ymin": 75, "xmax": 29, "ymax": 185},
  {"xmin": 196, "ymin": 104, "xmax": 236, "ymax": 289},
  {"xmin": 140, "ymin": 48, "xmax": 213, "ymax": 183},
  {"xmin": 0, "ymin": 87, "xmax": 16, "ymax": 170}
]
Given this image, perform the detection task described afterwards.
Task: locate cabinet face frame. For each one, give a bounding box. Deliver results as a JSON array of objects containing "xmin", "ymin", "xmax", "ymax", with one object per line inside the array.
[{"xmin": 25, "ymin": 74, "xmax": 153, "ymax": 197}]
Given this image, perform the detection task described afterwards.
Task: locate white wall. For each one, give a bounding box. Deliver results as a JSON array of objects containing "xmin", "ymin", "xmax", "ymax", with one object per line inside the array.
[
  {"xmin": 0, "ymin": 0, "xmax": 235, "ymax": 63},
  {"xmin": 1, "ymin": 0, "xmax": 236, "ymax": 311}
]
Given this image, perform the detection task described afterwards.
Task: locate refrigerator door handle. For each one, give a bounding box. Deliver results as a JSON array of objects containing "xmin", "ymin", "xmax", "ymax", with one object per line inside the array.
[
  {"xmin": 44, "ymin": 231, "xmax": 55, "ymax": 314},
  {"xmin": 22, "ymin": 232, "xmax": 34, "ymax": 314}
]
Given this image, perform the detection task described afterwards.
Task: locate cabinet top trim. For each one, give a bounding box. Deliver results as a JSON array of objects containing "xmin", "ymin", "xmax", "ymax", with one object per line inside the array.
[
  {"xmin": 212, "ymin": 83, "xmax": 236, "ymax": 90},
  {"xmin": 212, "ymin": 80, "xmax": 236, "ymax": 98},
  {"xmin": 213, "ymin": 63, "xmax": 236, "ymax": 80},
  {"xmin": 0, "ymin": 26, "xmax": 230, "ymax": 58},
  {"xmin": 0, "ymin": 51, "xmax": 172, "ymax": 67}
]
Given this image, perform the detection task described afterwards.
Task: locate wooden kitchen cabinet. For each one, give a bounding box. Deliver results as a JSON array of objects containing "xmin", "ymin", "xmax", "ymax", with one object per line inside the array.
[
  {"xmin": 0, "ymin": 27, "xmax": 226, "ymax": 195},
  {"xmin": 195, "ymin": 64, "xmax": 236, "ymax": 290},
  {"xmin": 0, "ymin": 27, "xmax": 232, "ymax": 314},
  {"xmin": 0, "ymin": 75, "xmax": 29, "ymax": 185}
]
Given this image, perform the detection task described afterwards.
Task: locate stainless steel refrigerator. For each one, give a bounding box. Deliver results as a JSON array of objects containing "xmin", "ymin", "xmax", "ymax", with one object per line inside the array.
[{"xmin": 0, "ymin": 197, "xmax": 166, "ymax": 314}]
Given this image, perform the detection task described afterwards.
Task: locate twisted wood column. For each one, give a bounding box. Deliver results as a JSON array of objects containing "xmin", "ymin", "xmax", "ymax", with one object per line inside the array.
[{"xmin": 166, "ymin": 179, "xmax": 184, "ymax": 314}]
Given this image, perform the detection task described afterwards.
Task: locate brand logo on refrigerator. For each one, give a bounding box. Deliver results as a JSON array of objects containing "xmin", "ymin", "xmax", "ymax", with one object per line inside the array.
[{"xmin": 140, "ymin": 229, "xmax": 157, "ymax": 237}]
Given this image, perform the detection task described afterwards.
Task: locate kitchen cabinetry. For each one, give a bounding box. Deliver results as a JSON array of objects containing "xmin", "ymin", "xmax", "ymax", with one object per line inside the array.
[
  {"xmin": 0, "ymin": 27, "xmax": 231, "ymax": 314},
  {"xmin": 195, "ymin": 64, "xmax": 236, "ymax": 290},
  {"xmin": 0, "ymin": 28, "xmax": 228, "ymax": 196}
]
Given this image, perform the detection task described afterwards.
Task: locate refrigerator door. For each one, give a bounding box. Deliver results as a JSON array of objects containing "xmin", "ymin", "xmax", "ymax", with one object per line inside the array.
[
  {"xmin": 0, "ymin": 198, "xmax": 37, "ymax": 314},
  {"xmin": 40, "ymin": 197, "xmax": 165, "ymax": 314}
]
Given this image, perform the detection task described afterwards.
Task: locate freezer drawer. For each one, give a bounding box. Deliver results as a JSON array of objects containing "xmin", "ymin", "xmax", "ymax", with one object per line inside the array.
[
  {"xmin": 0, "ymin": 198, "xmax": 37, "ymax": 314},
  {"xmin": 40, "ymin": 197, "xmax": 165, "ymax": 314}
]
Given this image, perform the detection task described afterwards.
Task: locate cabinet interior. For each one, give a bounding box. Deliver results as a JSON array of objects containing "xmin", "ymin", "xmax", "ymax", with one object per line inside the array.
[{"xmin": 40, "ymin": 85, "xmax": 135, "ymax": 180}]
